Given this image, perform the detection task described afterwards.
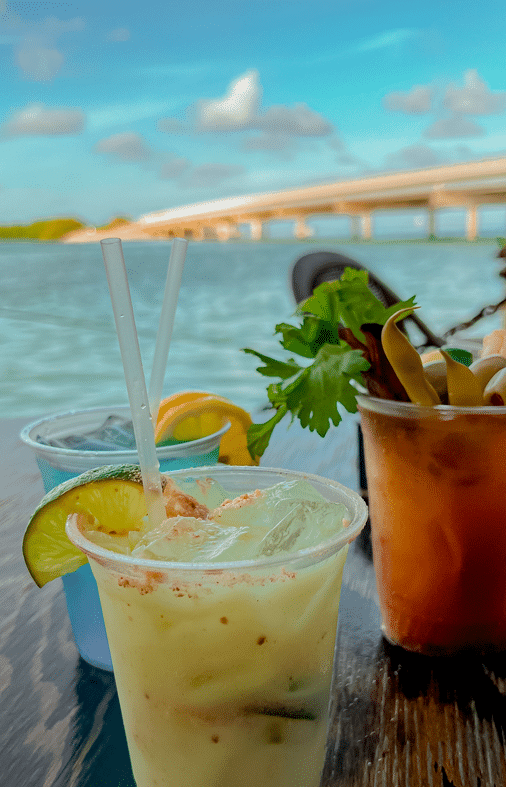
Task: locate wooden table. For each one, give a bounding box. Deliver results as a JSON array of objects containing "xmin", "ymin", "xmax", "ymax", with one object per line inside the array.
[{"xmin": 2, "ymin": 414, "xmax": 506, "ymax": 787}]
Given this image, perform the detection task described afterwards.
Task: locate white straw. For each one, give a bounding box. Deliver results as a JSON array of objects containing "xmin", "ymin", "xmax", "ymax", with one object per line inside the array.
[
  {"xmin": 148, "ymin": 237, "xmax": 188, "ymax": 422},
  {"xmin": 101, "ymin": 238, "xmax": 165, "ymax": 526}
]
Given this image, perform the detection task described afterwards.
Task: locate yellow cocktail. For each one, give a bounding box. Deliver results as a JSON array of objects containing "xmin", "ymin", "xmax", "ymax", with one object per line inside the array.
[{"xmin": 65, "ymin": 465, "xmax": 367, "ymax": 787}]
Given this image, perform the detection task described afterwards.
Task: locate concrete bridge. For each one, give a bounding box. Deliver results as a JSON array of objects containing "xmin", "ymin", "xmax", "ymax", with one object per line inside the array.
[{"xmin": 138, "ymin": 157, "xmax": 506, "ymax": 241}]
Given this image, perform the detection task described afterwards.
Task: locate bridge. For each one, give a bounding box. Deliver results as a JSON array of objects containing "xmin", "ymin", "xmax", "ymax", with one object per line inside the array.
[{"xmin": 138, "ymin": 157, "xmax": 506, "ymax": 241}]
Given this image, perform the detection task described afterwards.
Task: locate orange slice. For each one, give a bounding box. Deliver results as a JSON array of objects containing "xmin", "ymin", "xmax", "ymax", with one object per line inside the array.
[
  {"xmin": 155, "ymin": 391, "xmax": 214, "ymax": 425},
  {"xmin": 155, "ymin": 393, "xmax": 259, "ymax": 466}
]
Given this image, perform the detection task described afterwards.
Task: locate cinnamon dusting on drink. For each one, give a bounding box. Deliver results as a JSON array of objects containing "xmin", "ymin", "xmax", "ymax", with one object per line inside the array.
[
  {"xmin": 211, "ymin": 489, "xmax": 262, "ymax": 519},
  {"xmin": 162, "ymin": 478, "xmax": 210, "ymax": 520}
]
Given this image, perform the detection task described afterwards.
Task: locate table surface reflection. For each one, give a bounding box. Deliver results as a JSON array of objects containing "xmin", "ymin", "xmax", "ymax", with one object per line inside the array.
[{"xmin": 2, "ymin": 414, "xmax": 506, "ymax": 787}]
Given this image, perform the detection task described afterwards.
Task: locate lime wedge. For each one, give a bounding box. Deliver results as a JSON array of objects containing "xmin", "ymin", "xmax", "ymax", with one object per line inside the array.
[{"xmin": 23, "ymin": 464, "xmax": 149, "ymax": 587}]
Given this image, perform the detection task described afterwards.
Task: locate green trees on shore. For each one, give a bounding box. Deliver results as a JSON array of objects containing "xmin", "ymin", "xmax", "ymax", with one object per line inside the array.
[
  {"xmin": 0, "ymin": 216, "xmax": 134, "ymax": 241},
  {"xmin": 0, "ymin": 218, "xmax": 86, "ymax": 241}
]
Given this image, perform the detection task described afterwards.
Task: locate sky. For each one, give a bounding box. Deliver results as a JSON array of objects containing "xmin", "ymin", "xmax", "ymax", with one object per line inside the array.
[{"xmin": 1, "ymin": 0, "xmax": 506, "ymax": 228}]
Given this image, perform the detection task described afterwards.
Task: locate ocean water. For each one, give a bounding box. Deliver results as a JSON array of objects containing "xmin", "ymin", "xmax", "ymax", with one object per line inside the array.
[{"xmin": 1, "ymin": 239, "xmax": 505, "ymax": 421}]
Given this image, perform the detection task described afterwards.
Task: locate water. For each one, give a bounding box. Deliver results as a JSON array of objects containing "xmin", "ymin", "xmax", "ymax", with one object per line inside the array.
[{"xmin": 2, "ymin": 240, "xmax": 505, "ymax": 421}]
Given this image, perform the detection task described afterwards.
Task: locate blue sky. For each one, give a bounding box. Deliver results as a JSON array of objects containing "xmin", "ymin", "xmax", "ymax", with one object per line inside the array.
[{"xmin": 1, "ymin": 0, "xmax": 506, "ymax": 227}]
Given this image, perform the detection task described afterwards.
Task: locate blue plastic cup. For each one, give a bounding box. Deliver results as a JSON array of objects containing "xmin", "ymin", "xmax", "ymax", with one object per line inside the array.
[{"xmin": 21, "ymin": 405, "xmax": 229, "ymax": 671}]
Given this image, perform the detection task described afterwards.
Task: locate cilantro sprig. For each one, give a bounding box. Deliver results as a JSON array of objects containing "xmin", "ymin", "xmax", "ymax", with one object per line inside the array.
[{"xmin": 244, "ymin": 267, "xmax": 416, "ymax": 458}]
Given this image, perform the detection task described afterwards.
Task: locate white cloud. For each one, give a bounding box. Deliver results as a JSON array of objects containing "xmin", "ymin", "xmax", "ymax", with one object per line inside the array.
[
  {"xmin": 93, "ymin": 129, "xmax": 245, "ymax": 190},
  {"xmin": 328, "ymin": 136, "xmax": 345, "ymax": 152},
  {"xmin": 299, "ymin": 28, "xmax": 419, "ymax": 67},
  {"xmin": 94, "ymin": 134, "xmax": 194, "ymax": 183},
  {"xmin": 424, "ymin": 114, "xmax": 485, "ymax": 139},
  {"xmin": 95, "ymin": 132, "xmax": 152, "ymax": 161},
  {"xmin": 196, "ymin": 70, "xmax": 261, "ymax": 132},
  {"xmin": 452, "ymin": 144, "xmax": 482, "ymax": 161},
  {"xmin": 258, "ymin": 103, "xmax": 332, "ymax": 136},
  {"xmin": 2, "ymin": 103, "xmax": 85, "ymax": 136},
  {"xmin": 444, "ymin": 69, "xmax": 506, "ymax": 115},
  {"xmin": 16, "ymin": 39, "xmax": 63, "ymax": 81},
  {"xmin": 88, "ymin": 100, "xmax": 176, "ymax": 131},
  {"xmin": 179, "ymin": 163, "xmax": 245, "ymax": 189},
  {"xmin": 157, "ymin": 117, "xmax": 187, "ymax": 134},
  {"xmin": 383, "ymin": 85, "xmax": 433, "ymax": 114},
  {"xmin": 14, "ymin": 16, "xmax": 85, "ymax": 82},
  {"xmin": 379, "ymin": 69, "xmax": 504, "ymax": 141},
  {"xmin": 384, "ymin": 143, "xmax": 445, "ymax": 170},
  {"xmin": 348, "ymin": 28, "xmax": 418, "ymax": 54},
  {"xmin": 107, "ymin": 27, "xmax": 130, "ymax": 42},
  {"xmin": 323, "ymin": 135, "xmax": 367, "ymax": 170},
  {"xmin": 242, "ymin": 133, "xmax": 296, "ymax": 154},
  {"xmin": 160, "ymin": 157, "xmax": 190, "ymax": 179},
  {"xmin": 336, "ymin": 151, "xmax": 367, "ymax": 168},
  {"xmin": 189, "ymin": 70, "xmax": 333, "ymax": 142},
  {"xmin": 243, "ymin": 116, "xmax": 335, "ymax": 159}
]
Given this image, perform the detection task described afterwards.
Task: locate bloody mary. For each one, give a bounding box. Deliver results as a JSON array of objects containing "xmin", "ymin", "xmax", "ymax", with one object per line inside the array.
[{"xmin": 358, "ymin": 395, "xmax": 506, "ymax": 655}]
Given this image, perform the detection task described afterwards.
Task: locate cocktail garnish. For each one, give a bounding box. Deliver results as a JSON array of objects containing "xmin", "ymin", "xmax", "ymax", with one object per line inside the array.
[
  {"xmin": 244, "ymin": 267, "xmax": 416, "ymax": 458},
  {"xmin": 23, "ymin": 464, "xmax": 148, "ymax": 586},
  {"xmin": 469, "ymin": 355, "xmax": 506, "ymax": 390},
  {"xmin": 154, "ymin": 392, "xmax": 259, "ymax": 466},
  {"xmin": 440, "ymin": 350, "xmax": 483, "ymax": 406},
  {"xmin": 483, "ymin": 367, "xmax": 506, "ymax": 405},
  {"xmin": 381, "ymin": 309, "xmax": 440, "ymax": 406},
  {"xmin": 338, "ymin": 323, "xmax": 409, "ymax": 402},
  {"xmin": 245, "ymin": 267, "xmax": 506, "ymax": 459}
]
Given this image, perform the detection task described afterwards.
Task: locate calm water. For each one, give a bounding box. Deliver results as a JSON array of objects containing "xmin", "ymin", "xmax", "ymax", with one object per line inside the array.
[{"xmin": 1, "ymin": 239, "xmax": 505, "ymax": 421}]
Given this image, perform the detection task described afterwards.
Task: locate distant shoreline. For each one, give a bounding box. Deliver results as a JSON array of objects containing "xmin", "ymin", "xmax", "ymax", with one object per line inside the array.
[
  {"xmin": 0, "ymin": 214, "xmax": 504, "ymax": 247},
  {"xmin": 0, "ymin": 236, "xmax": 503, "ymax": 247}
]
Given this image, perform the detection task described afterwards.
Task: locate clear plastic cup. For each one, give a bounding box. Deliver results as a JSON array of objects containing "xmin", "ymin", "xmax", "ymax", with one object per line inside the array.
[
  {"xmin": 21, "ymin": 406, "xmax": 229, "ymax": 671},
  {"xmin": 66, "ymin": 465, "xmax": 368, "ymax": 787},
  {"xmin": 358, "ymin": 394, "xmax": 506, "ymax": 655}
]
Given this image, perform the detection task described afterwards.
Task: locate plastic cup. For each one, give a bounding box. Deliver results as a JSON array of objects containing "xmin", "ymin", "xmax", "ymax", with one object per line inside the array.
[
  {"xmin": 357, "ymin": 394, "xmax": 506, "ymax": 655},
  {"xmin": 21, "ymin": 405, "xmax": 229, "ymax": 671},
  {"xmin": 66, "ymin": 465, "xmax": 367, "ymax": 787}
]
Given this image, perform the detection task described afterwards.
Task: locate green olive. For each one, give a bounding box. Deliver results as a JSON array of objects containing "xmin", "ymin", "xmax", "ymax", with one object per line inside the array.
[
  {"xmin": 483, "ymin": 368, "xmax": 506, "ymax": 405},
  {"xmin": 468, "ymin": 354, "xmax": 506, "ymax": 391}
]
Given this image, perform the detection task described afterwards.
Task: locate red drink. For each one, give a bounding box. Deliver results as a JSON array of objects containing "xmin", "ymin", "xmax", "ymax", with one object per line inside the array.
[{"xmin": 358, "ymin": 395, "xmax": 506, "ymax": 655}]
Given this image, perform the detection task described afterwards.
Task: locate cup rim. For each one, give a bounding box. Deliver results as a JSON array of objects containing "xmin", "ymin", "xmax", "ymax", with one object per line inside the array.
[
  {"xmin": 356, "ymin": 393, "xmax": 506, "ymax": 418},
  {"xmin": 65, "ymin": 465, "xmax": 368, "ymax": 574},
  {"xmin": 20, "ymin": 404, "xmax": 230, "ymax": 460}
]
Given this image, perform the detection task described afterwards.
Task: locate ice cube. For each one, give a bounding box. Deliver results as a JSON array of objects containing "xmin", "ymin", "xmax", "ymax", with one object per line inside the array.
[
  {"xmin": 96, "ymin": 478, "xmax": 350, "ymax": 563},
  {"xmin": 131, "ymin": 517, "xmax": 251, "ymax": 562},
  {"xmin": 209, "ymin": 479, "xmax": 350, "ymax": 559},
  {"xmin": 37, "ymin": 415, "xmax": 136, "ymax": 451},
  {"xmin": 173, "ymin": 476, "xmax": 231, "ymax": 509},
  {"xmin": 257, "ymin": 498, "xmax": 349, "ymax": 557}
]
